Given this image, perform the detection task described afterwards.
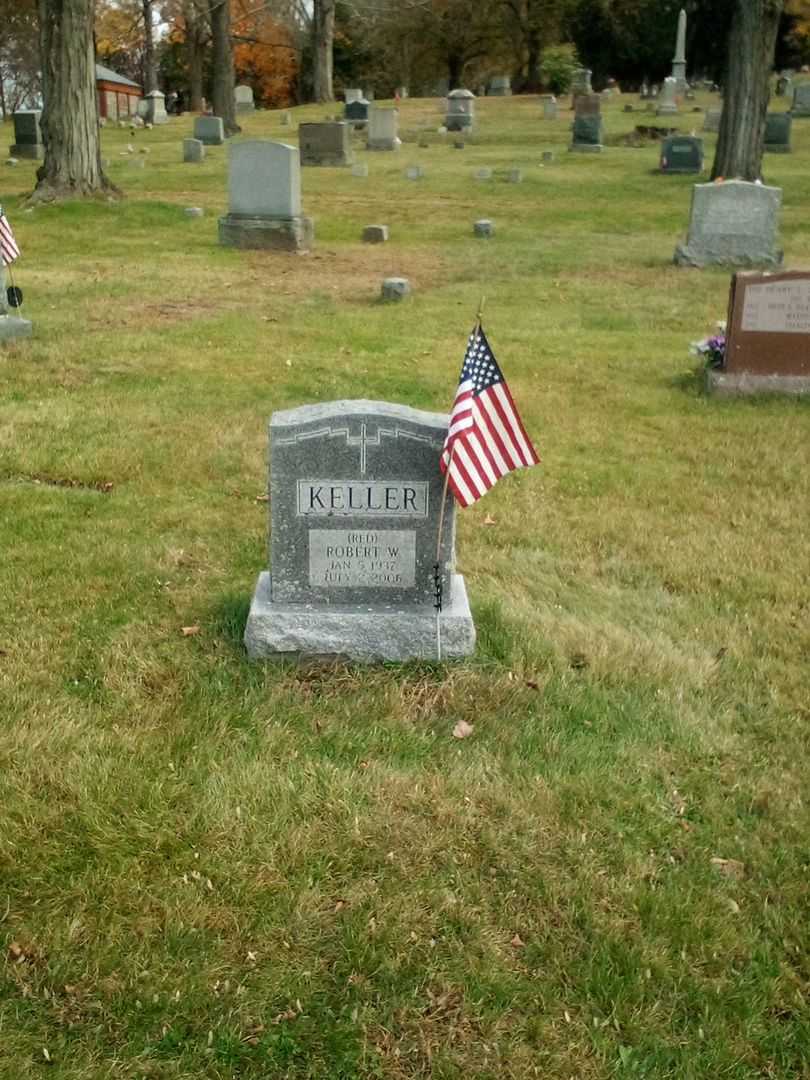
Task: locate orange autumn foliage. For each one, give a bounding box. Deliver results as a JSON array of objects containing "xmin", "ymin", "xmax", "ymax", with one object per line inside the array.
[{"xmin": 231, "ymin": 0, "xmax": 297, "ymax": 106}]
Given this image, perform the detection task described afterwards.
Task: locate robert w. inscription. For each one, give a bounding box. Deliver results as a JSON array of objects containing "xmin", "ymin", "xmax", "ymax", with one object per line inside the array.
[{"xmin": 297, "ymin": 480, "xmax": 428, "ymax": 516}]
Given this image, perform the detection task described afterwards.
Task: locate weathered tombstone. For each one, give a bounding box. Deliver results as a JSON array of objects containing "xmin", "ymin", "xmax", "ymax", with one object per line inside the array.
[
  {"xmin": 367, "ymin": 108, "xmax": 400, "ymax": 150},
  {"xmin": 489, "ymin": 76, "xmax": 512, "ymax": 97},
  {"xmin": 345, "ymin": 88, "xmax": 363, "ymax": 104},
  {"xmin": 542, "ymin": 95, "xmax": 558, "ymax": 120},
  {"xmin": 764, "ymin": 112, "xmax": 792, "ymax": 153},
  {"xmin": 234, "ymin": 84, "xmax": 255, "ymax": 113},
  {"xmin": 362, "ymin": 225, "xmax": 388, "ymax": 243},
  {"xmin": 345, "ymin": 98, "xmax": 370, "ymax": 128},
  {"xmin": 671, "ymin": 7, "xmax": 688, "ymax": 93},
  {"xmin": 218, "ymin": 140, "xmax": 313, "ymax": 252},
  {"xmin": 299, "ymin": 121, "xmax": 352, "ymax": 166},
  {"xmin": 193, "ymin": 116, "xmax": 225, "ymax": 145},
  {"xmin": 244, "ymin": 401, "xmax": 475, "ymax": 662},
  {"xmin": 445, "ymin": 89, "xmax": 475, "ymax": 132},
  {"xmin": 659, "ymin": 134, "xmax": 703, "ymax": 173},
  {"xmin": 569, "ymin": 94, "xmax": 603, "ymax": 152},
  {"xmin": 183, "ymin": 138, "xmax": 205, "ymax": 163},
  {"xmin": 473, "ymin": 219, "xmax": 493, "ymax": 237},
  {"xmin": 674, "ymin": 180, "xmax": 782, "ymax": 268},
  {"xmin": 145, "ymin": 90, "xmax": 168, "ymax": 125},
  {"xmin": 707, "ymin": 270, "xmax": 810, "ymax": 396},
  {"xmin": 775, "ymin": 75, "xmax": 792, "ymax": 97},
  {"xmin": 656, "ymin": 77, "xmax": 679, "ymax": 116},
  {"xmin": 703, "ymin": 108, "xmax": 722, "ymax": 133},
  {"xmin": 570, "ymin": 68, "xmax": 593, "ymax": 95},
  {"xmin": 10, "ymin": 111, "xmax": 43, "ymax": 160},
  {"xmin": 381, "ymin": 278, "xmax": 411, "ymax": 300},
  {"xmin": 791, "ymin": 82, "xmax": 810, "ymax": 116}
]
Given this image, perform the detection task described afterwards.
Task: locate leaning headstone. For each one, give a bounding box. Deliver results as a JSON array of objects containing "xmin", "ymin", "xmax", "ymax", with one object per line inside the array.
[
  {"xmin": 474, "ymin": 219, "xmax": 493, "ymax": 237},
  {"xmin": 489, "ymin": 76, "xmax": 512, "ymax": 96},
  {"xmin": 183, "ymin": 138, "xmax": 205, "ymax": 163},
  {"xmin": 707, "ymin": 269, "xmax": 810, "ymax": 396},
  {"xmin": 244, "ymin": 400, "xmax": 475, "ymax": 662},
  {"xmin": 367, "ymin": 108, "xmax": 400, "ymax": 150},
  {"xmin": 193, "ymin": 116, "xmax": 225, "ymax": 145},
  {"xmin": 674, "ymin": 180, "xmax": 782, "ymax": 268},
  {"xmin": 764, "ymin": 112, "xmax": 792, "ymax": 153},
  {"xmin": 542, "ymin": 95, "xmax": 558, "ymax": 120},
  {"xmin": 10, "ymin": 111, "xmax": 43, "ymax": 160},
  {"xmin": 446, "ymin": 89, "xmax": 476, "ymax": 132},
  {"xmin": 218, "ymin": 140, "xmax": 313, "ymax": 252},
  {"xmin": 571, "ymin": 68, "xmax": 593, "ymax": 95},
  {"xmin": 234, "ymin": 84, "xmax": 255, "ymax": 113},
  {"xmin": 299, "ymin": 121, "xmax": 352, "ymax": 166},
  {"xmin": 145, "ymin": 90, "xmax": 168, "ymax": 125},
  {"xmin": 703, "ymin": 108, "xmax": 722, "ymax": 133},
  {"xmin": 381, "ymin": 278, "xmax": 411, "ymax": 301},
  {"xmin": 345, "ymin": 88, "xmax": 363, "ymax": 105},
  {"xmin": 569, "ymin": 94, "xmax": 603, "ymax": 153},
  {"xmin": 659, "ymin": 134, "xmax": 703, "ymax": 174},
  {"xmin": 362, "ymin": 224, "xmax": 388, "ymax": 243},
  {"xmin": 791, "ymin": 82, "xmax": 810, "ymax": 116},
  {"xmin": 345, "ymin": 98, "xmax": 370, "ymax": 128},
  {"xmin": 656, "ymin": 77, "xmax": 679, "ymax": 116}
]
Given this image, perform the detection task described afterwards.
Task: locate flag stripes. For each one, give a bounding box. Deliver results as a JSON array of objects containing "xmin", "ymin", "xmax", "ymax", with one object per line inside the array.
[
  {"xmin": 441, "ymin": 323, "xmax": 539, "ymax": 508},
  {"xmin": 0, "ymin": 210, "xmax": 20, "ymax": 267}
]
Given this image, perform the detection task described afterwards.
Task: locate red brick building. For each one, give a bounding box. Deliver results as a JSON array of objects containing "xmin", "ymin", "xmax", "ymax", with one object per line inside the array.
[{"xmin": 96, "ymin": 64, "xmax": 142, "ymax": 121}]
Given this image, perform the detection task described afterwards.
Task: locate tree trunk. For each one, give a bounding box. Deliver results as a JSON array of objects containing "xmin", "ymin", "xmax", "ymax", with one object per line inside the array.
[
  {"xmin": 33, "ymin": 0, "xmax": 116, "ymax": 200},
  {"xmin": 448, "ymin": 53, "xmax": 464, "ymax": 90},
  {"xmin": 208, "ymin": 0, "xmax": 240, "ymax": 134},
  {"xmin": 185, "ymin": 2, "xmax": 206, "ymax": 111},
  {"xmin": 711, "ymin": 0, "xmax": 783, "ymax": 180},
  {"xmin": 312, "ymin": 0, "xmax": 334, "ymax": 102},
  {"xmin": 526, "ymin": 27, "xmax": 542, "ymax": 91},
  {"xmin": 142, "ymin": 0, "xmax": 157, "ymax": 94}
]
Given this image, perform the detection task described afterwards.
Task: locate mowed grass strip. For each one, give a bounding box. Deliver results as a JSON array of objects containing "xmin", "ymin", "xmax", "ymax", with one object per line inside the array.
[{"xmin": 1, "ymin": 94, "xmax": 810, "ymax": 1079}]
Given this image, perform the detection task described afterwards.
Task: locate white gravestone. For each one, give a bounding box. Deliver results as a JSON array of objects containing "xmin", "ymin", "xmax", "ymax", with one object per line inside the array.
[
  {"xmin": 218, "ymin": 140, "xmax": 313, "ymax": 252},
  {"xmin": 234, "ymin": 85, "xmax": 255, "ymax": 113},
  {"xmin": 367, "ymin": 108, "xmax": 400, "ymax": 150}
]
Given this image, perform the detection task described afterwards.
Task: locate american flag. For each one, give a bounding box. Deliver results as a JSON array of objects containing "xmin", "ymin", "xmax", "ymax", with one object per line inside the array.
[
  {"xmin": 441, "ymin": 323, "xmax": 539, "ymax": 507},
  {"xmin": 0, "ymin": 207, "xmax": 20, "ymax": 266}
]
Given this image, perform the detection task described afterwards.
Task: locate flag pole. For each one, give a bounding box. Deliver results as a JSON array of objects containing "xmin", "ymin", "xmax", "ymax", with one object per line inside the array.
[{"xmin": 433, "ymin": 295, "xmax": 486, "ymax": 623}]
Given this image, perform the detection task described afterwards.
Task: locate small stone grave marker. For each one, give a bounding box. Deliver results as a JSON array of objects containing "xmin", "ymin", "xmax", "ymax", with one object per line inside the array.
[
  {"xmin": 235, "ymin": 84, "xmax": 255, "ymax": 113},
  {"xmin": 708, "ymin": 269, "xmax": 810, "ymax": 396},
  {"xmin": 183, "ymin": 138, "xmax": 205, "ymax": 163},
  {"xmin": 791, "ymin": 82, "xmax": 810, "ymax": 117},
  {"xmin": 489, "ymin": 76, "xmax": 511, "ymax": 96},
  {"xmin": 474, "ymin": 219, "xmax": 493, "ymax": 237},
  {"xmin": 299, "ymin": 121, "xmax": 352, "ymax": 166},
  {"xmin": 475, "ymin": 167, "xmax": 492, "ymax": 180},
  {"xmin": 362, "ymin": 224, "xmax": 388, "ymax": 243},
  {"xmin": 243, "ymin": 400, "xmax": 476, "ymax": 661},
  {"xmin": 542, "ymin": 96, "xmax": 558, "ymax": 120},
  {"xmin": 764, "ymin": 112, "xmax": 792, "ymax": 153},
  {"xmin": 193, "ymin": 116, "xmax": 225, "ymax": 145},
  {"xmin": 367, "ymin": 108, "xmax": 400, "ymax": 150},
  {"xmin": 345, "ymin": 98, "xmax": 370, "ymax": 128},
  {"xmin": 674, "ymin": 179, "xmax": 782, "ymax": 268},
  {"xmin": 381, "ymin": 278, "xmax": 410, "ymax": 301},
  {"xmin": 703, "ymin": 108, "xmax": 722, "ymax": 133}
]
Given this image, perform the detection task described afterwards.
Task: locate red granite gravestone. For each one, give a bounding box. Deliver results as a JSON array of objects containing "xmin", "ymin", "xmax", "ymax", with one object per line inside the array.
[{"xmin": 708, "ymin": 269, "xmax": 810, "ymax": 395}]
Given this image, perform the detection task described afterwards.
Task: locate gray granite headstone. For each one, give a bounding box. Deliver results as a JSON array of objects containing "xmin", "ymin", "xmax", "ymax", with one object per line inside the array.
[
  {"xmin": 299, "ymin": 121, "xmax": 352, "ymax": 166},
  {"xmin": 674, "ymin": 180, "xmax": 783, "ymax": 268},
  {"xmin": 193, "ymin": 116, "xmax": 225, "ymax": 145},
  {"xmin": 659, "ymin": 135, "xmax": 703, "ymax": 173},
  {"xmin": 703, "ymin": 108, "xmax": 722, "ymax": 133},
  {"xmin": 381, "ymin": 278, "xmax": 411, "ymax": 301},
  {"xmin": 791, "ymin": 82, "xmax": 810, "ymax": 117},
  {"xmin": 183, "ymin": 138, "xmax": 205, "ymax": 163},
  {"xmin": 345, "ymin": 98, "xmax": 370, "ymax": 127},
  {"xmin": 764, "ymin": 112, "xmax": 792, "ymax": 152},
  {"xmin": 244, "ymin": 400, "xmax": 476, "ymax": 661},
  {"xmin": 446, "ymin": 89, "xmax": 475, "ymax": 132},
  {"xmin": 489, "ymin": 76, "xmax": 512, "ymax": 96},
  {"xmin": 570, "ymin": 98, "xmax": 603, "ymax": 153},
  {"xmin": 367, "ymin": 108, "xmax": 400, "ymax": 150},
  {"xmin": 218, "ymin": 140, "xmax": 313, "ymax": 251},
  {"xmin": 235, "ymin": 84, "xmax": 255, "ymax": 112},
  {"xmin": 10, "ymin": 111, "xmax": 43, "ymax": 160}
]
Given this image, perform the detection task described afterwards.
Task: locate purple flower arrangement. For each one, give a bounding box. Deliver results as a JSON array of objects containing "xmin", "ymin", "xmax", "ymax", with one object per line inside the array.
[{"xmin": 690, "ymin": 323, "xmax": 726, "ymax": 369}]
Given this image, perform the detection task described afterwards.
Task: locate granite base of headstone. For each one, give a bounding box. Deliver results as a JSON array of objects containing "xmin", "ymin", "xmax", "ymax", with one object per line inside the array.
[
  {"xmin": 194, "ymin": 116, "xmax": 225, "ymax": 145},
  {"xmin": 218, "ymin": 140, "xmax": 313, "ymax": 252},
  {"xmin": 706, "ymin": 269, "xmax": 810, "ymax": 396},
  {"xmin": 244, "ymin": 401, "xmax": 476, "ymax": 662},
  {"xmin": 674, "ymin": 180, "xmax": 782, "ymax": 268}
]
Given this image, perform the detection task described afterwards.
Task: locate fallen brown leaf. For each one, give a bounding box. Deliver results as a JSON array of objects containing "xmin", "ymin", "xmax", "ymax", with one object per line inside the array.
[
  {"xmin": 710, "ymin": 857, "xmax": 745, "ymax": 879},
  {"xmin": 511, "ymin": 933, "xmax": 525, "ymax": 948},
  {"xmin": 452, "ymin": 719, "xmax": 474, "ymax": 739},
  {"xmin": 483, "ymin": 515, "xmax": 497, "ymax": 526},
  {"xmin": 181, "ymin": 625, "xmax": 200, "ymax": 637}
]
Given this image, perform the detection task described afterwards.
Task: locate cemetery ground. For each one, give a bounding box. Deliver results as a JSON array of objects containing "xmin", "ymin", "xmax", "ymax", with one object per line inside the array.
[{"xmin": 1, "ymin": 93, "xmax": 810, "ymax": 1080}]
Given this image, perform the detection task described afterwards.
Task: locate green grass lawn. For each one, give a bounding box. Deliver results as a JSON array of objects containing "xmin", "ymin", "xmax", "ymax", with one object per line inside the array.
[{"xmin": 1, "ymin": 92, "xmax": 810, "ymax": 1080}]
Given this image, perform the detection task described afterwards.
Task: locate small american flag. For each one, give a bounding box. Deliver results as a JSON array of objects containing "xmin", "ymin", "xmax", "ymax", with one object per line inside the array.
[
  {"xmin": 441, "ymin": 323, "xmax": 539, "ymax": 507},
  {"xmin": 0, "ymin": 207, "xmax": 20, "ymax": 266}
]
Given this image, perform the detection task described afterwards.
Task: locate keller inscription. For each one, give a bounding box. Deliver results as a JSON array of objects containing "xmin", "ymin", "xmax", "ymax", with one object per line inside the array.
[{"xmin": 297, "ymin": 480, "xmax": 428, "ymax": 517}]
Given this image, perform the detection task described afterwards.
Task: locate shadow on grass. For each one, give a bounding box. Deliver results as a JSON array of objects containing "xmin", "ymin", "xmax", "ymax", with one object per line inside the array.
[
  {"xmin": 208, "ymin": 591, "xmax": 251, "ymax": 654},
  {"xmin": 669, "ymin": 364, "xmax": 706, "ymax": 396}
]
